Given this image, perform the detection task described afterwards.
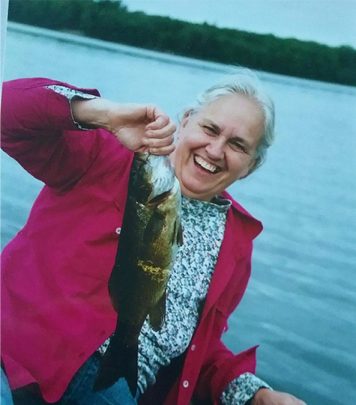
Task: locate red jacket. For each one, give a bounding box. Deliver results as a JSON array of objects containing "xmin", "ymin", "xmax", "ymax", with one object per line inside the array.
[{"xmin": 1, "ymin": 78, "xmax": 263, "ymax": 404}]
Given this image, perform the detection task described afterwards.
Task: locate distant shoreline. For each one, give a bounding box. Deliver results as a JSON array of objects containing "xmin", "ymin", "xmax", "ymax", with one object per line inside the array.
[
  {"xmin": 8, "ymin": 22, "xmax": 356, "ymax": 96},
  {"xmin": 7, "ymin": 0, "xmax": 356, "ymax": 87}
]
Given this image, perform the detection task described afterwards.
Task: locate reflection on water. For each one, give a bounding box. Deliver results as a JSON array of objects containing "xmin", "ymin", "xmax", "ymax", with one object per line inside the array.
[{"xmin": 2, "ymin": 23, "xmax": 356, "ymax": 405}]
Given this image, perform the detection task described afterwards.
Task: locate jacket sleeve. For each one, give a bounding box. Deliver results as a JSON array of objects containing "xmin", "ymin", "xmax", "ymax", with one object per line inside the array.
[
  {"xmin": 1, "ymin": 77, "xmax": 101, "ymax": 189},
  {"xmin": 195, "ymin": 335, "xmax": 258, "ymax": 404}
]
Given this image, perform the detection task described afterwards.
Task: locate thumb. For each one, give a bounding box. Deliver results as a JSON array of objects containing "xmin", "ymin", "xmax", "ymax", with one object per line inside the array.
[{"xmin": 146, "ymin": 107, "xmax": 170, "ymax": 130}]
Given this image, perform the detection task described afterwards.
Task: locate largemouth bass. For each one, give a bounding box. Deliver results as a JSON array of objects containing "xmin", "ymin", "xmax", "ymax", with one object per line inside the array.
[{"xmin": 94, "ymin": 153, "xmax": 182, "ymax": 395}]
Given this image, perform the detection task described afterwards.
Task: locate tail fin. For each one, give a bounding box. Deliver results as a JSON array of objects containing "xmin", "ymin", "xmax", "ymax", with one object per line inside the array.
[{"xmin": 93, "ymin": 321, "xmax": 139, "ymax": 396}]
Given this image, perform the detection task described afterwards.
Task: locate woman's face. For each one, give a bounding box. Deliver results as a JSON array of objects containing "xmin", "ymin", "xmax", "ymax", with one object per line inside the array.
[{"xmin": 170, "ymin": 94, "xmax": 264, "ymax": 201}]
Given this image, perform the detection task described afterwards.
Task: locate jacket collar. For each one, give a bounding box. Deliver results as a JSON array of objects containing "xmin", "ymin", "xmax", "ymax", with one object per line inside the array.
[{"xmin": 221, "ymin": 190, "xmax": 263, "ymax": 240}]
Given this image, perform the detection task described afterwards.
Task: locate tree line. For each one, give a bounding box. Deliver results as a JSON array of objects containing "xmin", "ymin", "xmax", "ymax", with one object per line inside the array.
[{"xmin": 8, "ymin": 0, "xmax": 356, "ymax": 86}]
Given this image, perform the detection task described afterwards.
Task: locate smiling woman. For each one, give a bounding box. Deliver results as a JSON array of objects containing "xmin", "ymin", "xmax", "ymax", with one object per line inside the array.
[
  {"xmin": 170, "ymin": 71, "xmax": 275, "ymax": 201},
  {"xmin": 1, "ymin": 69, "xmax": 305, "ymax": 405}
]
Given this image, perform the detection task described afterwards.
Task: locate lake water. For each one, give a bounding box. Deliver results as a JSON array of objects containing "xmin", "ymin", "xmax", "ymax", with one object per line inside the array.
[{"xmin": 2, "ymin": 23, "xmax": 356, "ymax": 404}]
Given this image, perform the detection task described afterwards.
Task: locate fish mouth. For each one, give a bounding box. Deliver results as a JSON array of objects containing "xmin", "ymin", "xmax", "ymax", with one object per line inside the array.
[
  {"xmin": 194, "ymin": 155, "xmax": 221, "ymax": 174},
  {"xmin": 135, "ymin": 154, "xmax": 177, "ymax": 203}
]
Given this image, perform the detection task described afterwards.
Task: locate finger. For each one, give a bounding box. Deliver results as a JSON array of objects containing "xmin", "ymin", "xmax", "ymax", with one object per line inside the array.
[
  {"xmin": 146, "ymin": 115, "xmax": 169, "ymax": 130},
  {"xmin": 136, "ymin": 145, "xmax": 150, "ymax": 153},
  {"xmin": 146, "ymin": 108, "xmax": 170, "ymax": 130},
  {"xmin": 144, "ymin": 134, "xmax": 175, "ymax": 149},
  {"xmin": 146, "ymin": 122, "xmax": 176, "ymax": 139},
  {"xmin": 148, "ymin": 144, "xmax": 176, "ymax": 156}
]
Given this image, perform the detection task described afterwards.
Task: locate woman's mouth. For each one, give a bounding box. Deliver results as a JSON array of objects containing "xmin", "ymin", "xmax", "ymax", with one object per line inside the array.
[{"xmin": 194, "ymin": 155, "xmax": 219, "ymax": 173}]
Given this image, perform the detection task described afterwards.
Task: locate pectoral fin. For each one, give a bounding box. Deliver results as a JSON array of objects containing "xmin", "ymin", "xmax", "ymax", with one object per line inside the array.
[
  {"xmin": 177, "ymin": 223, "xmax": 184, "ymax": 246},
  {"xmin": 148, "ymin": 293, "xmax": 166, "ymax": 331},
  {"xmin": 143, "ymin": 211, "xmax": 165, "ymax": 245}
]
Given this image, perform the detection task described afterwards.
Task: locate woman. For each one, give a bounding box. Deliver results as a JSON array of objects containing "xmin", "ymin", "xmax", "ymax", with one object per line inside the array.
[{"xmin": 1, "ymin": 71, "xmax": 305, "ymax": 404}]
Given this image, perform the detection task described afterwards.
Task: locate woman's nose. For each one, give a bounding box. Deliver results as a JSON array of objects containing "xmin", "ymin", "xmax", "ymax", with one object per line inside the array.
[{"xmin": 206, "ymin": 138, "xmax": 225, "ymax": 160}]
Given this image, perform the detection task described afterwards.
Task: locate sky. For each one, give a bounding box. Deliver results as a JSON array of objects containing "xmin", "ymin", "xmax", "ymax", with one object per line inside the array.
[{"xmin": 123, "ymin": 0, "xmax": 356, "ymax": 49}]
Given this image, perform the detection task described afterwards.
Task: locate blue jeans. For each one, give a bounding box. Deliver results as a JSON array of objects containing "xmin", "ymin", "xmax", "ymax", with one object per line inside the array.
[
  {"xmin": 1, "ymin": 367, "xmax": 14, "ymax": 405},
  {"xmin": 12, "ymin": 353, "xmax": 138, "ymax": 405}
]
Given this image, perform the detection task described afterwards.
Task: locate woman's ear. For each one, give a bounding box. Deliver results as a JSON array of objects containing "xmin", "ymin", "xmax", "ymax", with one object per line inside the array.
[
  {"xmin": 181, "ymin": 108, "xmax": 194, "ymax": 128},
  {"xmin": 240, "ymin": 156, "xmax": 259, "ymax": 179}
]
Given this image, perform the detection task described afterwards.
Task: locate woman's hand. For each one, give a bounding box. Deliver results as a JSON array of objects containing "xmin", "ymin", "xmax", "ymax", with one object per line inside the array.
[
  {"xmin": 72, "ymin": 97, "xmax": 176, "ymax": 155},
  {"xmin": 251, "ymin": 389, "xmax": 307, "ymax": 405}
]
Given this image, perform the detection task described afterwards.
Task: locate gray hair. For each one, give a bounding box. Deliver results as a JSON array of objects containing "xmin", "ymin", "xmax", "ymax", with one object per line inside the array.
[{"xmin": 186, "ymin": 68, "xmax": 275, "ymax": 175}]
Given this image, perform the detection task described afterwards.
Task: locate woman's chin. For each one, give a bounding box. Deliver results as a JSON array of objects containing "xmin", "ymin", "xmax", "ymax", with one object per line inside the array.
[{"xmin": 179, "ymin": 181, "xmax": 212, "ymax": 201}]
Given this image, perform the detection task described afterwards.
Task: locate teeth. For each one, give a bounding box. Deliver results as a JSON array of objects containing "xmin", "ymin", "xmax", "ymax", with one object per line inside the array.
[{"xmin": 194, "ymin": 156, "xmax": 217, "ymax": 173}]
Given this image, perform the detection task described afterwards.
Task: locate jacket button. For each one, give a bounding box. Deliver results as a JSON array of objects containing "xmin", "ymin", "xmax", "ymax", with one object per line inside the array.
[
  {"xmin": 191, "ymin": 344, "xmax": 196, "ymax": 351},
  {"xmin": 115, "ymin": 227, "xmax": 121, "ymax": 235},
  {"xmin": 182, "ymin": 380, "xmax": 189, "ymax": 388}
]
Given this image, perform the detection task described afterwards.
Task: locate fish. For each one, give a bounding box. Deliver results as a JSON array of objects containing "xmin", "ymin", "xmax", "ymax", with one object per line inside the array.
[{"xmin": 94, "ymin": 153, "xmax": 183, "ymax": 395}]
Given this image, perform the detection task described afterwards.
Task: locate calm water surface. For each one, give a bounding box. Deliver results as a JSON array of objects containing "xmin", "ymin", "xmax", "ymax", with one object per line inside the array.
[{"xmin": 2, "ymin": 23, "xmax": 356, "ymax": 405}]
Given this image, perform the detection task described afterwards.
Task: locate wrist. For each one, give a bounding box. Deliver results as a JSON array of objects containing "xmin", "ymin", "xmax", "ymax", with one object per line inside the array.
[{"xmin": 71, "ymin": 97, "xmax": 115, "ymax": 130}]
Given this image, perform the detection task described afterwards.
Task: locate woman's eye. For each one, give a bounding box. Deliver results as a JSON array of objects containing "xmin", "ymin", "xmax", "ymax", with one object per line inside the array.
[
  {"xmin": 202, "ymin": 125, "xmax": 217, "ymax": 135},
  {"xmin": 230, "ymin": 141, "xmax": 247, "ymax": 153}
]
